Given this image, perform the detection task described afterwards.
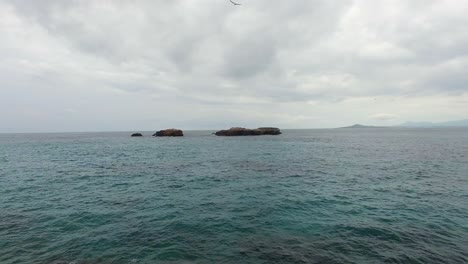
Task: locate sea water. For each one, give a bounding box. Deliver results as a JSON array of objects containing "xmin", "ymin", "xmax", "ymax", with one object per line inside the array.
[{"xmin": 1, "ymin": 128, "xmax": 467, "ymax": 263}]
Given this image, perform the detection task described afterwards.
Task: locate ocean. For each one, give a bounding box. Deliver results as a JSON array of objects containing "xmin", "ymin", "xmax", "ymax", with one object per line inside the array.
[{"xmin": 1, "ymin": 128, "xmax": 467, "ymax": 263}]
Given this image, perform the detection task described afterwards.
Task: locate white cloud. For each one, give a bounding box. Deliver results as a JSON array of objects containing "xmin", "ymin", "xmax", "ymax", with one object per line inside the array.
[
  {"xmin": 1, "ymin": 0, "xmax": 468, "ymax": 132},
  {"xmin": 371, "ymin": 113, "xmax": 398, "ymax": 121}
]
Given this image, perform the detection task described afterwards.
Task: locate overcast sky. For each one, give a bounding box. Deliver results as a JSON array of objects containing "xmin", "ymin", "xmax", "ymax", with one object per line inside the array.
[{"xmin": 1, "ymin": 0, "xmax": 468, "ymax": 132}]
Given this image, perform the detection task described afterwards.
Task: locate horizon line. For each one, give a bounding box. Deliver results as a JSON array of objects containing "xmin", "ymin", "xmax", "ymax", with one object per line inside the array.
[{"xmin": 3, "ymin": 126, "xmax": 466, "ymax": 134}]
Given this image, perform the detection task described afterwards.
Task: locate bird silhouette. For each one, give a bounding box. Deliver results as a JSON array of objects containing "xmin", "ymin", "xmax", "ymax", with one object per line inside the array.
[{"xmin": 229, "ymin": 0, "xmax": 242, "ymax": 5}]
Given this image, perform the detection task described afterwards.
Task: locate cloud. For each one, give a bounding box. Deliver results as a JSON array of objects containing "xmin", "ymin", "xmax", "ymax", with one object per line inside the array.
[
  {"xmin": 371, "ymin": 113, "xmax": 398, "ymax": 121},
  {"xmin": 1, "ymin": 0, "xmax": 468, "ymax": 132}
]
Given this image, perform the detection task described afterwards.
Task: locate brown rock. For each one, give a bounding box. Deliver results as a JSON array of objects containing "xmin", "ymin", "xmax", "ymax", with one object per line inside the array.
[
  {"xmin": 215, "ymin": 127, "xmax": 281, "ymax": 136},
  {"xmin": 257, "ymin": 127, "xmax": 282, "ymax": 135},
  {"xmin": 153, "ymin": 129, "xmax": 184, "ymax": 137}
]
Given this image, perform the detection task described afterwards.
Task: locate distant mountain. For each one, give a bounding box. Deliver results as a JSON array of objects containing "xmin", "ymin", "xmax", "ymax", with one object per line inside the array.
[
  {"xmin": 400, "ymin": 119, "xmax": 468, "ymax": 127},
  {"xmin": 400, "ymin": 121, "xmax": 434, "ymax": 127},
  {"xmin": 340, "ymin": 124, "xmax": 385, "ymax": 129},
  {"xmin": 339, "ymin": 119, "xmax": 468, "ymax": 129}
]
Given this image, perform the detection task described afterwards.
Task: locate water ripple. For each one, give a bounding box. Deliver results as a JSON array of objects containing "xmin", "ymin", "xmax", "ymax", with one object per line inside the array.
[{"xmin": 0, "ymin": 129, "xmax": 467, "ymax": 263}]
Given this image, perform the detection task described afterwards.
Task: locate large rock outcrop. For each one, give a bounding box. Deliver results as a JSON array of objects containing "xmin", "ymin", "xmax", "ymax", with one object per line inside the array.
[
  {"xmin": 215, "ymin": 127, "xmax": 281, "ymax": 136},
  {"xmin": 153, "ymin": 129, "xmax": 184, "ymax": 137},
  {"xmin": 131, "ymin": 133, "xmax": 143, "ymax": 137}
]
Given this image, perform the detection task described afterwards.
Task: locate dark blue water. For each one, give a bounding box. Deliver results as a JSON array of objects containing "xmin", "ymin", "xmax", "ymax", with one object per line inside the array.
[{"xmin": 1, "ymin": 128, "xmax": 467, "ymax": 264}]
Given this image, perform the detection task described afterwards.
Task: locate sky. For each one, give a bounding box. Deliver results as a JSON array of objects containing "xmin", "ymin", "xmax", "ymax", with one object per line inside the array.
[{"xmin": 1, "ymin": 0, "xmax": 468, "ymax": 132}]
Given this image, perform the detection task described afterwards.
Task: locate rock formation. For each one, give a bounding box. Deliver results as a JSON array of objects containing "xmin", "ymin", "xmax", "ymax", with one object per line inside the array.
[
  {"xmin": 257, "ymin": 127, "xmax": 282, "ymax": 135},
  {"xmin": 131, "ymin": 133, "xmax": 143, "ymax": 137},
  {"xmin": 153, "ymin": 129, "xmax": 184, "ymax": 137},
  {"xmin": 215, "ymin": 127, "xmax": 281, "ymax": 136}
]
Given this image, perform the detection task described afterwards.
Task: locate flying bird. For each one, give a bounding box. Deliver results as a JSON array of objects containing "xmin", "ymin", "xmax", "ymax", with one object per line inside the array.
[{"xmin": 229, "ymin": 0, "xmax": 242, "ymax": 5}]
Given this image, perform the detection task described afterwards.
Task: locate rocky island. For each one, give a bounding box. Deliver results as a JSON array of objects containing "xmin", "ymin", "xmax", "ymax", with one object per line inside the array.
[
  {"xmin": 215, "ymin": 127, "xmax": 281, "ymax": 136},
  {"xmin": 131, "ymin": 133, "xmax": 143, "ymax": 137},
  {"xmin": 153, "ymin": 129, "xmax": 184, "ymax": 137}
]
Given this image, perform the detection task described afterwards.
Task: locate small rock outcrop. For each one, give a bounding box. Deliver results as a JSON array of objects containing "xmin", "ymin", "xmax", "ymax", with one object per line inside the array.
[
  {"xmin": 131, "ymin": 133, "xmax": 143, "ymax": 137},
  {"xmin": 153, "ymin": 129, "xmax": 184, "ymax": 137},
  {"xmin": 215, "ymin": 127, "xmax": 281, "ymax": 136},
  {"xmin": 257, "ymin": 127, "xmax": 282, "ymax": 135}
]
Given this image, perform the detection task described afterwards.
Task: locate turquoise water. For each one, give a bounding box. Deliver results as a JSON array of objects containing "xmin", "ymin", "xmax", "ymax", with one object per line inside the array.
[{"xmin": 1, "ymin": 128, "xmax": 467, "ymax": 264}]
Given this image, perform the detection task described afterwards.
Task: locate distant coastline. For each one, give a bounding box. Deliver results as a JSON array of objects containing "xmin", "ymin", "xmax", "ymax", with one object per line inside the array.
[
  {"xmin": 339, "ymin": 124, "xmax": 386, "ymax": 129},
  {"xmin": 399, "ymin": 119, "xmax": 468, "ymax": 128},
  {"xmin": 339, "ymin": 119, "xmax": 468, "ymax": 129},
  {"xmin": 2, "ymin": 118, "xmax": 468, "ymax": 134}
]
